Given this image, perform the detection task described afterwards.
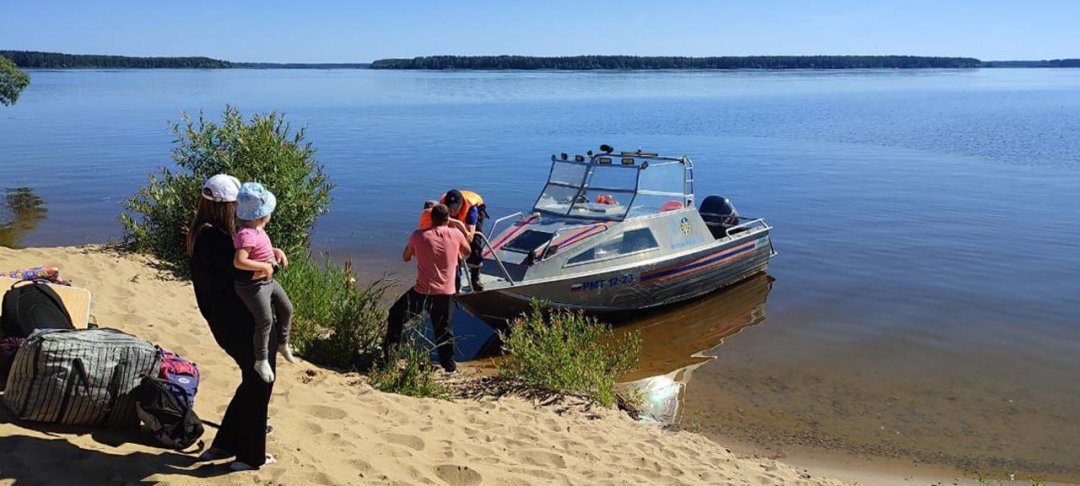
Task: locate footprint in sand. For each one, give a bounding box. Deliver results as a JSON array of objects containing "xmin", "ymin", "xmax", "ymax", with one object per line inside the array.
[
  {"xmin": 508, "ymin": 466, "xmax": 559, "ymax": 481},
  {"xmin": 514, "ymin": 449, "xmax": 566, "ymax": 469},
  {"xmin": 435, "ymin": 464, "xmax": 483, "ymax": 486},
  {"xmin": 384, "ymin": 433, "xmax": 425, "ymax": 451},
  {"xmin": 299, "ymin": 419, "xmax": 324, "ymax": 435},
  {"xmin": 301, "ymin": 404, "xmax": 348, "ymax": 420}
]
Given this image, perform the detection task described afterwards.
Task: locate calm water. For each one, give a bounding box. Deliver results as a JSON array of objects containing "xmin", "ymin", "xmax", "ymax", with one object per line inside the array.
[{"xmin": 2, "ymin": 68, "xmax": 1079, "ymax": 480}]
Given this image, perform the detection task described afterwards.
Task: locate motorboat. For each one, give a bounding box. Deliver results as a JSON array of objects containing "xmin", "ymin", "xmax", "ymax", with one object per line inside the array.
[{"xmin": 458, "ymin": 146, "xmax": 776, "ymax": 323}]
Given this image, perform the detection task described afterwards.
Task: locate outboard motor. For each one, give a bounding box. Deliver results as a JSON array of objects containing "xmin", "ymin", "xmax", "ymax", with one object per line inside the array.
[{"xmin": 699, "ymin": 195, "xmax": 740, "ymax": 239}]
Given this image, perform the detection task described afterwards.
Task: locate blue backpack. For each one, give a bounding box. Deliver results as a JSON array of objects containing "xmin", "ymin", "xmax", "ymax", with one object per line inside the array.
[{"xmin": 158, "ymin": 347, "xmax": 199, "ymax": 408}]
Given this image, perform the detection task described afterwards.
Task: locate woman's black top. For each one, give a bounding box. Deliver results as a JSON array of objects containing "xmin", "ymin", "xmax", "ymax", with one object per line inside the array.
[{"xmin": 190, "ymin": 224, "xmax": 253, "ymax": 347}]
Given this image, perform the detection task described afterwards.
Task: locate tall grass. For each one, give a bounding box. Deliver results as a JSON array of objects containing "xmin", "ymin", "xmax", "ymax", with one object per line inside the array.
[
  {"xmin": 497, "ymin": 302, "xmax": 641, "ymax": 407},
  {"xmin": 276, "ymin": 253, "xmax": 388, "ymax": 370},
  {"xmin": 369, "ymin": 335, "xmax": 451, "ymax": 400}
]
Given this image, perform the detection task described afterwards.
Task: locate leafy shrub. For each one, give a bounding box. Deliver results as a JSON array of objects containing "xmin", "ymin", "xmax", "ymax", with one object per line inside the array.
[
  {"xmin": 369, "ymin": 335, "xmax": 451, "ymax": 400},
  {"xmin": 277, "ymin": 253, "xmax": 388, "ymax": 369},
  {"xmin": 120, "ymin": 106, "xmax": 332, "ymax": 275},
  {"xmin": 497, "ymin": 302, "xmax": 641, "ymax": 407},
  {"xmin": 0, "ymin": 54, "xmax": 30, "ymax": 106}
]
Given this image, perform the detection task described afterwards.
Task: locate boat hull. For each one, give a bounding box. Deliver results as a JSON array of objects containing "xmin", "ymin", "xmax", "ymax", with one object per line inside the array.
[{"xmin": 458, "ymin": 232, "xmax": 773, "ymax": 323}]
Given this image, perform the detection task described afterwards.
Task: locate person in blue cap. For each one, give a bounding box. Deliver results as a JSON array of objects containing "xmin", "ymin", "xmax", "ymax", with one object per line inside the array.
[{"xmin": 233, "ymin": 182, "xmax": 295, "ymax": 386}]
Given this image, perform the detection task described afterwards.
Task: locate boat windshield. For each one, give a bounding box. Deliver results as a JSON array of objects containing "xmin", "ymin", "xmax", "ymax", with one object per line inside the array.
[
  {"xmin": 534, "ymin": 157, "xmax": 691, "ymax": 221},
  {"xmin": 534, "ymin": 161, "xmax": 637, "ymax": 220},
  {"xmin": 630, "ymin": 161, "xmax": 690, "ymax": 218}
]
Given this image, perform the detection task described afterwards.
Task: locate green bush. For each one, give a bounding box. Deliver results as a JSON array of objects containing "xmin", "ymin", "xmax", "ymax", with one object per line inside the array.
[
  {"xmin": 277, "ymin": 253, "xmax": 388, "ymax": 369},
  {"xmin": 120, "ymin": 106, "xmax": 333, "ymax": 275},
  {"xmin": 369, "ymin": 335, "xmax": 451, "ymax": 400},
  {"xmin": 0, "ymin": 54, "xmax": 30, "ymax": 106},
  {"xmin": 497, "ymin": 302, "xmax": 641, "ymax": 407}
]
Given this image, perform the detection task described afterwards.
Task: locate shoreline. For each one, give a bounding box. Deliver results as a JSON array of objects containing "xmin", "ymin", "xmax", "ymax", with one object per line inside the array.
[{"xmin": 0, "ymin": 245, "xmax": 849, "ymax": 485}]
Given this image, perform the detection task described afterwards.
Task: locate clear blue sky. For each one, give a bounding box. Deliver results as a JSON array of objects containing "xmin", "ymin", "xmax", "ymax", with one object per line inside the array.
[{"xmin": 2, "ymin": 0, "xmax": 1076, "ymax": 62}]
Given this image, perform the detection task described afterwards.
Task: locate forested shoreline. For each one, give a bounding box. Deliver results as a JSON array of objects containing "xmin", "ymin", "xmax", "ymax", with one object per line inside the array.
[
  {"xmin": 370, "ymin": 55, "xmax": 984, "ymax": 70},
  {"xmin": 0, "ymin": 51, "xmax": 370, "ymax": 69},
  {"xmin": 980, "ymin": 59, "xmax": 1080, "ymax": 67},
  {"xmin": 1, "ymin": 50, "xmax": 232, "ymax": 69},
  {"xmin": 4, "ymin": 50, "xmax": 1080, "ymax": 70}
]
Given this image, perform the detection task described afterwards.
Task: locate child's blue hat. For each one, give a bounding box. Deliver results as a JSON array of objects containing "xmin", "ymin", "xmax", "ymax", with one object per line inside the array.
[{"xmin": 236, "ymin": 182, "xmax": 277, "ymax": 221}]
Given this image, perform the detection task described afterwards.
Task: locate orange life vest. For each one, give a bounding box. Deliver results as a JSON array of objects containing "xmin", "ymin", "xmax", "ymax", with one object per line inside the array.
[
  {"xmin": 418, "ymin": 209, "xmax": 433, "ymax": 229},
  {"xmin": 418, "ymin": 190, "xmax": 485, "ymax": 229}
]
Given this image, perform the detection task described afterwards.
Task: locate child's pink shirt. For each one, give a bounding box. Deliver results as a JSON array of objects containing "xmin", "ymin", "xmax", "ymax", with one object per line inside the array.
[{"xmin": 234, "ymin": 227, "xmax": 276, "ymax": 264}]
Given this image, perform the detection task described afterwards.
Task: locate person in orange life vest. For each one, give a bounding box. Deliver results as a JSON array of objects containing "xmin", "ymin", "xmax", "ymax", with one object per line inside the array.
[
  {"xmin": 418, "ymin": 200, "xmax": 468, "ymax": 234},
  {"xmin": 419, "ymin": 190, "xmax": 488, "ymax": 291}
]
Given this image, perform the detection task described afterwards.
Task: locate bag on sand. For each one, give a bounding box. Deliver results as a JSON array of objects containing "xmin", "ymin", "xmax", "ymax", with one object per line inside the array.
[
  {"xmin": 1, "ymin": 279, "xmax": 74, "ymax": 339},
  {"xmin": 158, "ymin": 347, "xmax": 200, "ymax": 408},
  {"xmin": 134, "ymin": 375, "xmax": 205, "ymax": 450},
  {"xmin": 3, "ymin": 328, "xmax": 161, "ymax": 426}
]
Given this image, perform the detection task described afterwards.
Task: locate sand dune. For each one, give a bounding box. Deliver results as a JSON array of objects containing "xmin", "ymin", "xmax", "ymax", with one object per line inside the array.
[{"xmin": 0, "ymin": 246, "xmax": 847, "ymax": 485}]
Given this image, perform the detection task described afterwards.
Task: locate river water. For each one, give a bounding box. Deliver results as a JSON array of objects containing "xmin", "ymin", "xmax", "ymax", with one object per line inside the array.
[{"xmin": 1, "ymin": 68, "xmax": 1078, "ymax": 481}]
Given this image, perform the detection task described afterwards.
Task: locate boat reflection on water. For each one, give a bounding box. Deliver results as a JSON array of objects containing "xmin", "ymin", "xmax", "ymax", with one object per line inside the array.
[{"xmin": 615, "ymin": 273, "xmax": 774, "ymax": 424}]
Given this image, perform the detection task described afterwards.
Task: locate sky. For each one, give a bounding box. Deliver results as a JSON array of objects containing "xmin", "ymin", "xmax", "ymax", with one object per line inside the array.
[{"xmin": 2, "ymin": 1, "xmax": 1077, "ymax": 63}]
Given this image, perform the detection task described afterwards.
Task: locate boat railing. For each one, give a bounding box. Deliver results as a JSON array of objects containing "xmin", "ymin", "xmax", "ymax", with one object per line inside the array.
[
  {"xmin": 486, "ymin": 211, "xmax": 526, "ymax": 240},
  {"xmin": 473, "ymin": 232, "xmax": 516, "ymax": 289},
  {"xmin": 724, "ymin": 218, "xmax": 771, "ymax": 239},
  {"xmin": 725, "ymin": 217, "xmax": 778, "ymax": 257}
]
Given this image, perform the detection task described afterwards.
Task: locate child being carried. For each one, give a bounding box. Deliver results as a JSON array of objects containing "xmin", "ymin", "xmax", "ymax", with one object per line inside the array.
[{"xmin": 233, "ymin": 182, "xmax": 295, "ymax": 383}]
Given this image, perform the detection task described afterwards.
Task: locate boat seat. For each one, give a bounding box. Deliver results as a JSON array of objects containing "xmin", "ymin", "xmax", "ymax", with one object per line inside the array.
[{"xmin": 700, "ymin": 195, "xmax": 740, "ymax": 239}]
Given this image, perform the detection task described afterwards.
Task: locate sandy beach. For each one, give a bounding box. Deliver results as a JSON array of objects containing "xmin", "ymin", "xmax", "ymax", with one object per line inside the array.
[{"xmin": 0, "ymin": 245, "xmax": 850, "ymax": 485}]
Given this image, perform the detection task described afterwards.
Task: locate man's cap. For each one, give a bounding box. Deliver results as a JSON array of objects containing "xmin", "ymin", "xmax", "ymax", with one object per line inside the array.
[{"xmin": 444, "ymin": 189, "xmax": 464, "ymax": 209}]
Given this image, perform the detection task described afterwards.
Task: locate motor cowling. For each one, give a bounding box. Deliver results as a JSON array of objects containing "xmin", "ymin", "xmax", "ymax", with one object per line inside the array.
[{"xmin": 700, "ymin": 196, "xmax": 740, "ymax": 238}]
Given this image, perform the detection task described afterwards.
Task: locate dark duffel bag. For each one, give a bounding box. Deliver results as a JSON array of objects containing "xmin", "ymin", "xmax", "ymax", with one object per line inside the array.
[
  {"xmin": 4, "ymin": 328, "xmax": 161, "ymax": 426},
  {"xmin": 134, "ymin": 375, "xmax": 205, "ymax": 450},
  {"xmin": 1, "ymin": 279, "xmax": 74, "ymax": 339}
]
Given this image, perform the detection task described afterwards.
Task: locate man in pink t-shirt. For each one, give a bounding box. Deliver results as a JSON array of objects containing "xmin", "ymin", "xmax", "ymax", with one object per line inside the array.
[{"xmin": 382, "ymin": 203, "xmax": 470, "ymax": 372}]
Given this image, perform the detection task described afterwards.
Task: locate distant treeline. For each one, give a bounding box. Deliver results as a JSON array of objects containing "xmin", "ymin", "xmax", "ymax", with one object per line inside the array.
[
  {"xmin": 0, "ymin": 51, "xmax": 370, "ymax": 69},
  {"xmin": 981, "ymin": 59, "xmax": 1080, "ymax": 68},
  {"xmin": 5, "ymin": 50, "xmax": 1079, "ymax": 70},
  {"xmin": 1, "ymin": 50, "xmax": 232, "ymax": 69},
  {"xmin": 370, "ymin": 55, "xmax": 983, "ymax": 70}
]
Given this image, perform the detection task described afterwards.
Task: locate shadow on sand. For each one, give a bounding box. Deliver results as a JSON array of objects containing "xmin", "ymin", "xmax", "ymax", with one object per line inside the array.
[{"xmin": 0, "ymin": 403, "xmax": 232, "ymax": 483}]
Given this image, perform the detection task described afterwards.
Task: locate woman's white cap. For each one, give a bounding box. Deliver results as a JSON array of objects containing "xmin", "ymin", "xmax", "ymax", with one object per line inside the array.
[{"xmin": 202, "ymin": 174, "xmax": 242, "ymax": 202}]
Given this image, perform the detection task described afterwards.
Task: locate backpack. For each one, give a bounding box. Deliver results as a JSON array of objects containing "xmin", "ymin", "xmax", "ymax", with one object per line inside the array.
[
  {"xmin": 1, "ymin": 279, "xmax": 74, "ymax": 339},
  {"xmin": 3, "ymin": 328, "xmax": 161, "ymax": 426},
  {"xmin": 158, "ymin": 347, "xmax": 200, "ymax": 408},
  {"xmin": 133, "ymin": 375, "xmax": 205, "ymax": 450}
]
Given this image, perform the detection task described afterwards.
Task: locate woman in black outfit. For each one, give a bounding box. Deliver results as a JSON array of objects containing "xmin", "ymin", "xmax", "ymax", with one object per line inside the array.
[{"xmin": 187, "ymin": 174, "xmax": 277, "ymax": 471}]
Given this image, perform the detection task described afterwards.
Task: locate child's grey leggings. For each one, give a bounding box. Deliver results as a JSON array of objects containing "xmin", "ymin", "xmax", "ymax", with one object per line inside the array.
[{"xmin": 235, "ymin": 279, "xmax": 293, "ymax": 361}]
